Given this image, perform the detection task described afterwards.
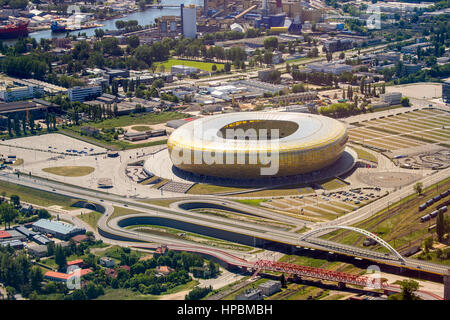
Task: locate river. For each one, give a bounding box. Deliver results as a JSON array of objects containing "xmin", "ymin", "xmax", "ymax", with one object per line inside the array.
[{"xmin": 24, "ymin": 0, "xmax": 203, "ymax": 42}]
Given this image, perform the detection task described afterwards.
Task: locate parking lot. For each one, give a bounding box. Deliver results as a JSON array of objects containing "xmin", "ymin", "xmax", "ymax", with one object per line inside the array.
[
  {"xmin": 0, "ymin": 133, "xmax": 107, "ymax": 156},
  {"xmin": 348, "ymin": 108, "xmax": 450, "ymax": 153},
  {"xmin": 260, "ymin": 187, "xmax": 385, "ymax": 222}
]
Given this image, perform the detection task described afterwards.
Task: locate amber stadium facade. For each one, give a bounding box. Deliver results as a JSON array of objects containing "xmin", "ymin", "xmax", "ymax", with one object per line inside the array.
[{"xmin": 167, "ymin": 112, "xmax": 348, "ymax": 179}]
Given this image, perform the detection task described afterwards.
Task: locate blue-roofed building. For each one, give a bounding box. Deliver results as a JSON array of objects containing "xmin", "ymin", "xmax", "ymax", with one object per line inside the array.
[{"xmin": 32, "ymin": 219, "xmax": 85, "ymax": 240}]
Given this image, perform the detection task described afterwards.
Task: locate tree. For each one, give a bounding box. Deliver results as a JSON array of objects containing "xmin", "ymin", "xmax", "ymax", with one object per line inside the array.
[
  {"xmin": 47, "ymin": 242, "xmax": 55, "ymax": 256},
  {"xmin": 30, "ymin": 266, "xmax": 43, "ymax": 291},
  {"xmin": 414, "ymin": 182, "xmax": 423, "ymax": 196},
  {"xmin": 401, "ymin": 97, "xmax": 410, "ymax": 107},
  {"xmin": 423, "ymin": 237, "xmax": 433, "ymax": 253},
  {"xmin": 54, "ymin": 245, "xmax": 67, "ymax": 271},
  {"xmin": 264, "ymin": 37, "xmax": 278, "ymax": 50},
  {"xmin": 10, "ymin": 195, "xmax": 20, "ymax": 208},
  {"xmin": 436, "ymin": 210, "xmax": 445, "ymax": 242},
  {"xmin": 0, "ymin": 203, "xmax": 18, "ymax": 229},
  {"xmin": 280, "ymin": 274, "xmax": 287, "ymax": 288},
  {"xmin": 395, "ymin": 280, "xmax": 420, "ymax": 300}
]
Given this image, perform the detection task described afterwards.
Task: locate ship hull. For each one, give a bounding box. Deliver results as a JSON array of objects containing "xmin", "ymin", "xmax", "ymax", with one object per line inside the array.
[{"xmin": 0, "ymin": 23, "xmax": 29, "ymax": 39}]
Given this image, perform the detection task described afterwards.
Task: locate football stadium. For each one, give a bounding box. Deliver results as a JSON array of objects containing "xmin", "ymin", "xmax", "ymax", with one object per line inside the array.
[{"xmin": 166, "ymin": 112, "xmax": 349, "ymax": 179}]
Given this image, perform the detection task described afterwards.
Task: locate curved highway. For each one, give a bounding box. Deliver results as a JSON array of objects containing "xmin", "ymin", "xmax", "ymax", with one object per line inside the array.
[{"xmin": 0, "ymin": 166, "xmax": 449, "ymax": 277}]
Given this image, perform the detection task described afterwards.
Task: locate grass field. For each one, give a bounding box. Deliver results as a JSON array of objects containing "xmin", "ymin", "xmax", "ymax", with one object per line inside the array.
[
  {"xmin": 154, "ymin": 59, "xmax": 225, "ymax": 72},
  {"xmin": 78, "ymin": 211, "xmax": 102, "ymax": 229},
  {"xmin": 96, "ymin": 280, "xmax": 199, "ymax": 300},
  {"xmin": 351, "ymin": 146, "xmax": 378, "ymax": 163},
  {"xmin": 0, "ymin": 180, "xmax": 78, "ymax": 208},
  {"xmin": 60, "ymin": 128, "xmax": 167, "ymax": 151},
  {"xmin": 131, "ymin": 125, "xmax": 152, "ymax": 132},
  {"xmin": 320, "ymin": 177, "xmax": 450, "ymax": 258},
  {"xmin": 108, "ymin": 206, "xmax": 142, "ymax": 221},
  {"xmin": 130, "ymin": 224, "xmax": 254, "ymax": 251},
  {"xmin": 187, "ymin": 183, "xmax": 248, "ymax": 195},
  {"xmin": 141, "ymin": 199, "xmax": 179, "ymax": 207},
  {"xmin": 42, "ymin": 166, "xmax": 95, "ymax": 177},
  {"xmin": 80, "ymin": 112, "xmax": 188, "ymax": 130}
]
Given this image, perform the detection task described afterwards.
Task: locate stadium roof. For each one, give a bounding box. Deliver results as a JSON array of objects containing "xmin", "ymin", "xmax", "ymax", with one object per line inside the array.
[{"xmin": 168, "ymin": 112, "xmax": 347, "ymax": 152}]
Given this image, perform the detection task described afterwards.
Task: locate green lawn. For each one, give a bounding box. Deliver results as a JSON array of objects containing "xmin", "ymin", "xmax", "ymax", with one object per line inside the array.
[
  {"xmin": 78, "ymin": 211, "xmax": 102, "ymax": 229},
  {"xmin": 96, "ymin": 280, "xmax": 199, "ymax": 300},
  {"xmin": 0, "ymin": 180, "xmax": 78, "ymax": 208},
  {"xmin": 60, "ymin": 111, "xmax": 187, "ymax": 150},
  {"xmin": 155, "ymin": 59, "xmax": 225, "ymax": 72},
  {"xmin": 188, "ymin": 184, "xmax": 249, "ymax": 195},
  {"xmin": 351, "ymin": 146, "xmax": 378, "ymax": 163},
  {"xmin": 108, "ymin": 206, "xmax": 142, "ymax": 221},
  {"xmin": 42, "ymin": 166, "xmax": 95, "ymax": 177},
  {"xmin": 320, "ymin": 177, "xmax": 450, "ymax": 256}
]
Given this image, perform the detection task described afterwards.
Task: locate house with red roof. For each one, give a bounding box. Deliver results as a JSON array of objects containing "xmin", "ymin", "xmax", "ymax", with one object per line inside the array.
[{"xmin": 0, "ymin": 230, "xmax": 13, "ymax": 240}]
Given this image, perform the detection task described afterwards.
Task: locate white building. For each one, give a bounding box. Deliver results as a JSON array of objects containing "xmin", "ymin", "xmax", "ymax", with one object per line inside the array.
[
  {"xmin": 171, "ymin": 65, "xmax": 198, "ymax": 75},
  {"xmin": 380, "ymin": 92, "xmax": 402, "ymax": 106},
  {"xmin": 0, "ymin": 85, "xmax": 44, "ymax": 102},
  {"xmin": 181, "ymin": 4, "xmax": 197, "ymax": 39},
  {"xmin": 306, "ymin": 62, "xmax": 353, "ymax": 75},
  {"xmin": 68, "ymin": 85, "xmax": 102, "ymax": 102}
]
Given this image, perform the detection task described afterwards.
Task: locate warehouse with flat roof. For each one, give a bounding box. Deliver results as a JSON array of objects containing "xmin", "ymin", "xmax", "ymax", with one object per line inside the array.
[{"xmin": 32, "ymin": 219, "xmax": 86, "ymax": 240}]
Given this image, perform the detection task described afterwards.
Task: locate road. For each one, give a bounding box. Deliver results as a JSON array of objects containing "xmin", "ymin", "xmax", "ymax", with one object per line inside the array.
[{"xmin": 0, "ymin": 166, "xmax": 448, "ymax": 276}]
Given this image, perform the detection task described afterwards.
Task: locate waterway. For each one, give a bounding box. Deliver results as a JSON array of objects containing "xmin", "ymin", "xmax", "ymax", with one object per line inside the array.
[{"xmin": 25, "ymin": 0, "xmax": 202, "ymax": 42}]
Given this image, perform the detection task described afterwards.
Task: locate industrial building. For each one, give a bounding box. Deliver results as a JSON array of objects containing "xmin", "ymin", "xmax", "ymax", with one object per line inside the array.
[
  {"xmin": 171, "ymin": 65, "xmax": 199, "ymax": 75},
  {"xmin": 380, "ymin": 92, "xmax": 402, "ymax": 106},
  {"xmin": 443, "ymin": 79, "xmax": 450, "ymax": 104},
  {"xmin": 181, "ymin": 4, "xmax": 197, "ymax": 39},
  {"xmin": 32, "ymin": 219, "xmax": 86, "ymax": 240},
  {"xmin": 258, "ymin": 280, "xmax": 282, "ymax": 296}
]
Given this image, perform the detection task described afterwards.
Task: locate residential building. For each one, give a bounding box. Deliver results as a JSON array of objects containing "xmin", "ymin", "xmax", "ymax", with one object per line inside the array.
[
  {"xmin": 401, "ymin": 42, "xmax": 432, "ymax": 54},
  {"xmin": 68, "ymin": 86, "xmax": 102, "ymax": 102},
  {"xmin": 306, "ymin": 62, "xmax": 353, "ymax": 75},
  {"xmin": 271, "ymin": 91, "xmax": 317, "ymax": 105},
  {"xmin": 404, "ymin": 64, "xmax": 422, "ymax": 75},
  {"xmin": 0, "ymin": 85, "xmax": 44, "ymax": 102}
]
